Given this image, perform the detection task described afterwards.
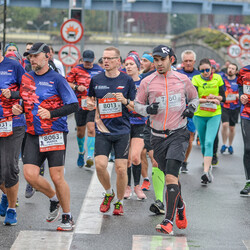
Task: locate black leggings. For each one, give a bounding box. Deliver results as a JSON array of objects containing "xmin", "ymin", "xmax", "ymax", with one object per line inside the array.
[{"xmin": 241, "ymin": 118, "xmax": 250, "ymax": 180}]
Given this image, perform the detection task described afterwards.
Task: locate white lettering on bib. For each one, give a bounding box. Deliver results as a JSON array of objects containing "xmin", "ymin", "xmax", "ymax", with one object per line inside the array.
[
  {"xmin": 99, "ymin": 98, "xmax": 122, "ymax": 119},
  {"xmin": 39, "ymin": 131, "xmax": 65, "ymax": 152},
  {"xmin": 0, "ymin": 117, "xmax": 13, "ymax": 137}
]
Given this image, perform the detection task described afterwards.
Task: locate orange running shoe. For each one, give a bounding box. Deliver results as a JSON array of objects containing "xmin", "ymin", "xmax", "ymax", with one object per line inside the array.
[
  {"xmin": 155, "ymin": 219, "xmax": 173, "ymax": 235},
  {"xmin": 141, "ymin": 179, "xmax": 150, "ymax": 191},
  {"xmin": 175, "ymin": 203, "xmax": 188, "ymax": 229},
  {"xmin": 100, "ymin": 191, "xmax": 115, "ymax": 213},
  {"xmin": 113, "ymin": 201, "xmax": 124, "ymax": 215}
]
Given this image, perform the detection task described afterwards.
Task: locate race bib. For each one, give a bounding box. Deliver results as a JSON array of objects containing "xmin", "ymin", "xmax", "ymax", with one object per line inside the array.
[
  {"xmin": 98, "ymin": 98, "xmax": 122, "ymax": 119},
  {"xmin": 0, "ymin": 117, "xmax": 13, "ymax": 137},
  {"xmin": 39, "ymin": 131, "xmax": 65, "ymax": 152},
  {"xmin": 168, "ymin": 93, "xmax": 181, "ymax": 108},
  {"xmin": 155, "ymin": 96, "xmax": 166, "ymax": 109},
  {"xmin": 81, "ymin": 96, "xmax": 88, "ymax": 110},
  {"xmin": 200, "ymin": 102, "xmax": 217, "ymax": 112},
  {"xmin": 243, "ymin": 82, "xmax": 250, "ymax": 95},
  {"xmin": 225, "ymin": 91, "xmax": 237, "ymax": 103}
]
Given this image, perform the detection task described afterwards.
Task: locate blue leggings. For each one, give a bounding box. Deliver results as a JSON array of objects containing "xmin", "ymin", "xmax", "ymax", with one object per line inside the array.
[{"xmin": 193, "ymin": 115, "xmax": 221, "ymax": 157}]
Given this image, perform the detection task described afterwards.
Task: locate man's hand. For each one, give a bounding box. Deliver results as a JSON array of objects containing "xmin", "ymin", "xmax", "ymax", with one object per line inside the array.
[
  {"xmin": 87, "ymin": 96, "xmax": 95, "ymax": 111},
  {"xmin": 38, "ymin": 106, "xmax": 51, "ymax": 119},
  {"xmin": 182, "ymin": 105, "xmax": 195, "ymax": 119},
  {"xmin": 146, "ymin": 102, "xmax": 159, "ymax": 115},
  {"xmin": 1, "ymin": 89, "xmax": 11, "ymax": 99},
  {"xmin": 240, "ymin": 94, "xmax": 249, "ymax": 105},
  {"xmin": 77, "ymin": 85, "xmax": 87, "ymax": 92},
  {"xmin": 12, "ymin": 104, "xmax": 23, "ymax": 116},
  {"xmin": 112, "ymin": 92, "xmax": 127, "ymax": 105}
]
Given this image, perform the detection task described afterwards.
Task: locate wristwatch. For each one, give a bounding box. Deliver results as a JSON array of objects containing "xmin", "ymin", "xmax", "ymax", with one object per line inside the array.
[{"xmin": 125, "ymin": 99, "xmax": 130, "ymax": 106}]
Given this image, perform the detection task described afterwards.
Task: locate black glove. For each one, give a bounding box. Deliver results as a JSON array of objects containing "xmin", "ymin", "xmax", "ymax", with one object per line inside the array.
[
  {"xmin": 146, "ymin": 102, "xmax": 159, "ymax": 115},
  {"xmin": 182, "ymin": 105, "xmax": 195, "ymax": 119}
]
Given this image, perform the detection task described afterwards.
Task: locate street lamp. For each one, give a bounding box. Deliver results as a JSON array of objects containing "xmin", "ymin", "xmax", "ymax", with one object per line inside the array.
[{"xmin": 27, "ymin": 20, "xmax": 50, "ymax": 39}]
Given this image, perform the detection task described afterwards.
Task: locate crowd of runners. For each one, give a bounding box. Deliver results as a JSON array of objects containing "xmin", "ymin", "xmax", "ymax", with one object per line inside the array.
[{"xmin": 0, "ymin": 41, "xmax": 249, "ymax": 235}]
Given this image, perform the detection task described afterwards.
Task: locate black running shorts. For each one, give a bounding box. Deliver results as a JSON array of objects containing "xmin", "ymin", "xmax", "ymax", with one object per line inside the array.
[
  {"xmin": 23, "ymin": 133, "xmax": 67, "ymax": 168},
  {"xmin": 75, "ymin": 109, "xmax": 95, "ymax": 127},
  {"xmin": 95, "ymin": 133, "xmax": 130, "ymax": 159},
  {"xmin": 221, "ymin": 107, "xmax": 240, "ymax": 127},
  {"xmin": 150, "ymin": 127, "xmax": 190, "ymax": 175},
  {"xmin": 130, "ymin": 124, "xmax": 145, "ymax": 139}
]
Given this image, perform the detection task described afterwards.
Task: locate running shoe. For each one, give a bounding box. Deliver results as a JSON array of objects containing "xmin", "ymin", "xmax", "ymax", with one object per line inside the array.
[
  {"xmin": 155, "ymin": 219, "xmax": 173, "ymax": 235},
  {"xmin": 57, "ymin": 214, "xmax": 75, "ymax": 231},
  {"xmin": 240, "ymin": 182, "xmax": 250, "ymax": 196},
  {"xmin": 208, "ymin": 165, "xmax": 214, "ymax": 182},
  {"xmin": 4, "ymin": 209, "xmax": 17, "ymax": 226},
  {"xmin": 212, "ymin": 154, "xmax": 218, "ymax": 165},
  {"xmin": 100, "ymin": 191, "xmax": 115, "ymax": 213},
  {"xmin": 85, "ymin": 156, "xmax": 94, "ymax": 168},
  {"xmin": 141, "ymin": 179, "xmax": 150, "ymax": 191},
  {"xmin": 0, "ymin": 194, "xmax": 8, "ymax": 217},
  {"xmin": 108, "ymin": 154, "xmax": 115, "ymax": 163},
  {"xmin": 181, "ymin": 162, "xmax": 188, "ymax": 173},
  {"xmin": 124, "ymin": 186, "xmax": 132, "ymax": 199},
  {"xmin": 228, "ymin": 146, "xmax": 234, "ymax": 155},
  {"xmin": 201, "ymin": 172, "xmax": 212, "ymax": 185},
  {"xmin": 113, "ymin": 201, "xmax": 124, "ymax": 215},
  {"xmin": 77, "ymin": 152, "xmax": 85, "ymax": 168},
  {"xmin": 175, "ymin": 203, "xmax": 187, "ymax": 229},
  {"xmin": 46, "ymin": 200, "xmax": 60, "ymax": 222},
  {"xmin": 134, "ymin": 185, "xmax": 147, "ymax": 200},
  {"xmin": 25, "ymin": 183, "xmax": 35, "ymax": 198},
  {"xmin": 220, "ymin": 145, "xmax": 227, "ymax": 154},
  {"xmin": 149, "ymin": 200, "xmax": 165, "ymax": 215}
]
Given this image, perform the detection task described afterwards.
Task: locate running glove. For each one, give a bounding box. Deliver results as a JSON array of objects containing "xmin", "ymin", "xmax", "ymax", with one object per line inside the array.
[
  {"xmin": 182, "ymin": 105, "xmax": 195, "ymax": 118},
  {"xmin": 146, "ymin": 102, "xmax": 159, "ymax": 115}
]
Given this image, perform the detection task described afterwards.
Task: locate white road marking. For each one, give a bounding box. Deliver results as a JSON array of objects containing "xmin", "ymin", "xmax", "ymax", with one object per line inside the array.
[
  {"xmin": 10, "ymin": 231, "xmax": 73, "ymax": 250},
  {"xmin": 243, "ymin": 240, "xmax": 250, "ymax": 249},
  {"xmin": 132, "ymin": 235, "xmax": 189, "ymax": 250},
  {"xmin": 74, "ymin": 162, "xmax": 114, "ymax": 234}
]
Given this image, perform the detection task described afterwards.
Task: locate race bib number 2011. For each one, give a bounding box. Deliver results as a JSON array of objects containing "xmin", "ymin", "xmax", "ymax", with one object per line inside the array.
[{"xmin": 39, "ymin": 131, "xmax": 65, "ymax": 152}]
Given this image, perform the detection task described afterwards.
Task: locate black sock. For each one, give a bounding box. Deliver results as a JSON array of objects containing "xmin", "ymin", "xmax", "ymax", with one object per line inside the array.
[
  {"xmin": 132, "ymin": 163, "xmax": 141, "ymax": 186},
  {"xmin": 177, "ymin": 181, "xmax": 184, "ymax": 208},
  {"xmin": 127, "ymin": 167, "xmax": 132, "ymax": 186},
  {"xmin": 165, "ymin": 184, "xmax": 180, "ymax": 222}
]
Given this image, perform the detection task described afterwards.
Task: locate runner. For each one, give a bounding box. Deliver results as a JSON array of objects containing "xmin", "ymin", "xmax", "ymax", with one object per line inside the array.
[
  {"xmin": 66, "ymin": 49, "xmax": 104, "ymax": 168},
  {"xmin": 220, "ymin": 63, "xmax": 240, "ymax": 154},
  {"xmin": 49, "ymin": 46, "xmax": 65, "ymax": 77},
  {"xmin": 178, "ymin": 50, "xmax": 200, "ymax": 173},
  {"xmin": 123, "ymin": 53, "xmax": 147, "ymax": 200},
  {"xmin": 87, "ymin": 46, "xmax": 136, "ymax": 215},
  {"xmin": 12, "ymin": 42, "xmax": 79, "ymax": 231},
  {"xmin": 192, "ymin": 58, "xmax": 225, "ymax": 185},
  {"xmin": 0, "ymin": 41, "xmax": 26, "ymax": 225},
  {"xmin": 135, "ymin": 45, "xmax": 199, "ymax": 234},
  {"xmin": 237, "ymin": 64, "xmax": 250, "ymax": 196}
]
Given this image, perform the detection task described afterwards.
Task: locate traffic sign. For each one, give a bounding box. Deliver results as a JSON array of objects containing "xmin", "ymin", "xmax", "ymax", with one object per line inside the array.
[
  {"xmin": 239, "ymin": 34, "xmax": 250, "ymax": 51},
  {"xmin": 227, "ymin": 44, "xmax": 241, "ymax": 58},
  {"xmin": 60, "ymin": 19, "xmax": 84, "ymax": 44},
  {"xmin": 58, "ymin": 44, "xmax": 81, "ymax": 67}
]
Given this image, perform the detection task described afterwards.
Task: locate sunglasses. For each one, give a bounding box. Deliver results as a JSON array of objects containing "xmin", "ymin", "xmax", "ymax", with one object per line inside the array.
[{"xmin": 200, "ymin": 68, "xmax": 210, "ymax": 73}]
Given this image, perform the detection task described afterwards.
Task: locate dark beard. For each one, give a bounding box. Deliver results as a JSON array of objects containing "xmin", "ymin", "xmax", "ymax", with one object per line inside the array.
[{"xmin": 32, "ymin": 65, "xmax": 42, "ymax": 72}]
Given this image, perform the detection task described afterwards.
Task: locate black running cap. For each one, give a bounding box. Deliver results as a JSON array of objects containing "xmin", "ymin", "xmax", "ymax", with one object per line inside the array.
[{"xmin": 23, "ymin": 42, "xmax": 50, "ymax": 57}]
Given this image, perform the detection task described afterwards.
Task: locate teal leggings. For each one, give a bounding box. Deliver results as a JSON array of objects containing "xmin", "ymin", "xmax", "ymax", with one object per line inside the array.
[{"xmin": 193, "ymin": 115, "xmax": 221, "ymax": 157}]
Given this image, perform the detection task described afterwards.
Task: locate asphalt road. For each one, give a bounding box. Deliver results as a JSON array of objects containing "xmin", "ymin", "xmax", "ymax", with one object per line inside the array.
[{"xmin": 0, "ymin": 115, "xmax": 249, "ymax": 250}]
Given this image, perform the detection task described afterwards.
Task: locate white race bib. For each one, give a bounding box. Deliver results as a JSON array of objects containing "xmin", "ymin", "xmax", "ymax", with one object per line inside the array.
[
  {"xmin": 99, "ymin": 98, "xmax": 122, "ymax": 119},
  {"xmin": 168, "ymin": 93, "xmax": 181, "ymax": 108},
  {"xmin": 243, "ymin": 83, "xmax": 250, "ymax": 95},
  {"xmin": 39, "ymin": 132, "xmax": 65, "ymax": 152},
  {"xmin": 200, "ymin": 102, "xmax": 217, "ymax": 112},
  {"xmin": 0, "ymin": 117, "xmax": 13, "ymax": 137},
  {"xmin": 155, "ymin": 96, "xmax": 166, "ymax": 109},
  {"xmin": 81, "ymin": 96, "xmax": 87, "ymax": 110}
]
